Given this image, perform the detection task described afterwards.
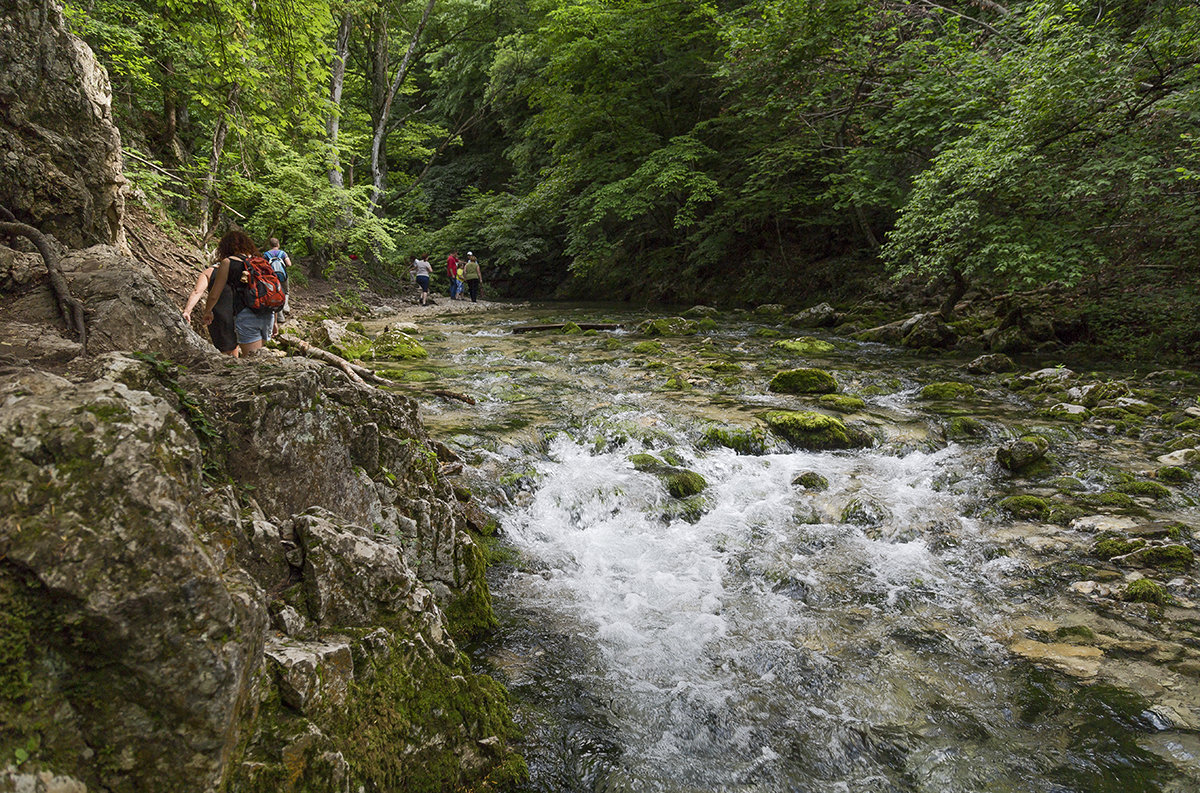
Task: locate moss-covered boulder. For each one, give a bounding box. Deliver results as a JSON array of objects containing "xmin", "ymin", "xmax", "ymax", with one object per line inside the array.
[
  {"xmin": 763, "ymin": 410, "xmax": 870, "ymax": 450},
  {"xmin": 901, "ymin": 314, "xmax": 957, "ymax": 349},
  {"xmin": 315, "ymin": 320, "xmax": 373, "ymax": 360},
  {"xmin": 561, "ymin": 321, "xmax": 583, "ymax": 334},
  {"xmin": 1115, "ymin": 479, "xmax": 1171, "ymax": 500},
  {"xmin": 948, "ymin": 416, "xmax": 988, "ymax": 440},
  {"xmin": 370, "ymin": 328, "xmax": 429, "ymax": 360},
  {"xmin": 920, "ymin": 381, "xmax": 977, "ymax": 401},
  {"xmin": 817, "ymin": 394, "xmax": 865, "ymax": 413},
  {"xmin": 754, "ymin": 303, "xmax": 787, "ymax": 319},
  {"xmin": 792, "ymin": 471, "xmax": 828, "ymax": 490},
  {"xmin": 999, "ymin": 495, "xmax": 1050, "ymax": 520},
  {"xmin": 1156, "ymin": 466, "xmax": 1192, "ymax": 483},
  {"xmin": 996, "ymin": 435, "xmax": 1050, "ymax": 472},
  {"xmin": 772, "ymin": 337, "xmax": 836, "ymax": 356},
  {"xmin": 628, "ymin": 454, "xmax": 707, "ymax": 498},
  {"xmin": 682, "ymin": 305, "xmax": 720, "ymax": 319},
  {"xmin": 1125, "ymin": 544, "xmax": 1194, "ymax": 572},
  {"xmin": 700, "ymin": 425, "xmax": 769, "ymax": 455},
  {"xmin": 631, "ymin": 340, "xmax": 663, "ymax": 354},
  {"xmin": 1122, "ymin": 578, "xmax": 1167, "ymax": 606},
  {"xmin": 637, "ymin": 317, "xmax": 698, "ymax": 336},
  {"xmin": 768, "ymin": 368, "xmax": 838, "ymax": 395}
]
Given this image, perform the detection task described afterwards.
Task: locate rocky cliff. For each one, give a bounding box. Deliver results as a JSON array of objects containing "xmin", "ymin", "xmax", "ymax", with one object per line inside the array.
[
  {"xmin": 0, "ymin": 3, "xmax": 523, "ymax": 790},
  {"xmin": 0, "ymin": 0, "xmax": 126, "ymax": 250}
]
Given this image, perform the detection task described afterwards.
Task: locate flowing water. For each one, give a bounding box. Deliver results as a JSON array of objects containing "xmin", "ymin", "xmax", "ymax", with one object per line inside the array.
[{"xmin": 372, "ymin": 303, "xmax": 1200, "ymax": 793}]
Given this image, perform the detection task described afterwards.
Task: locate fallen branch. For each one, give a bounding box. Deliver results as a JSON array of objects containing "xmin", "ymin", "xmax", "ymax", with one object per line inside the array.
[
  {"xmin": 0, "ymin": 215, "xmax": 87, "ymax": 353},
  {"xmin": 430, "ymin": 389, "xmax": 476, "ymax": 405}
]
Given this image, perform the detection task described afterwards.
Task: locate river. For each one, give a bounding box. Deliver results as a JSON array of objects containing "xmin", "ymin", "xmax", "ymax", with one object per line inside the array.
[{"xmin": 371, "ymin": 303, "xmax": 1200, "ymax": 793}]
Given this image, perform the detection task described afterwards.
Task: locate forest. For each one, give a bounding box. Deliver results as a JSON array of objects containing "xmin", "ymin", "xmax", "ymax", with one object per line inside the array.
[{"xmin": 64, "ymin": 0, "xmax": 1200, "ymax": 357}]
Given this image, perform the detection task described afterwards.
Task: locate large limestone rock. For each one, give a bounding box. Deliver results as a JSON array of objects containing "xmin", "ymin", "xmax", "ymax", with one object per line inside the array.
[
  {"xmin": 0, "ymin": 371, "xmax": 268, "ymax": 792},
  {"xmin": 0, "ymin": 0, "xmax": 126, "ymax": 248}
]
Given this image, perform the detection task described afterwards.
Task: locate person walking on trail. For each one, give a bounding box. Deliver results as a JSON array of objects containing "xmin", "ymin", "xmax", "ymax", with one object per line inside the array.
[
  {"xmin": 264, "ymin": 237, "xmax": 292, "ymax": 318},
  {"xmin": 202, "ymin": 229, "xmax": 277, "ymax": 357},
  {"xmin": 446, "ymin": 251, "xmax": 460, "ymax": 300},
  {"xmin": 461, "ymin": 251, "xmax": 482, "ymax": 303},
  {"xmin": 411, "ymin": 254, "xmax": 434, "ymax": 306},
  {"xmin": 183, "ymin": 261, "xmax": 238, "ymax": 356}
]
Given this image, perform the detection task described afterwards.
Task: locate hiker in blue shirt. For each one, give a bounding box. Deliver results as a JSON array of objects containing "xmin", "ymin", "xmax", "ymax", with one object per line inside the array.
[{"xmin": 264, "ymin": 237, "xmax": 292, "ymax": 319}]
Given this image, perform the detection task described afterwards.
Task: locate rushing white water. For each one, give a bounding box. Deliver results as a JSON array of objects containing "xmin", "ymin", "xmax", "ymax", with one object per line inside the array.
[{"xmin": 498, "ymin": 424, "xmax": 1048, "ymax": 791}]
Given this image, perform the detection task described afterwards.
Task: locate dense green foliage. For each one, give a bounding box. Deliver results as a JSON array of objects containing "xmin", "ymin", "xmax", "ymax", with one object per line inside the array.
[{"xmin": 68, "ymin": 0, "xmax": 1200, "ymax": 346}]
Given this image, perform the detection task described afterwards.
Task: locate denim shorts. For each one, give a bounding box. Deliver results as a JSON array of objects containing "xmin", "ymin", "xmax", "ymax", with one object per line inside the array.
[
  {"xmin": 235, "ymin": 308, "xmax": 275, "ymax": 344},
  {"xmin": 416, "ymin": 275, "xmax": 430, "ymax": 293}
]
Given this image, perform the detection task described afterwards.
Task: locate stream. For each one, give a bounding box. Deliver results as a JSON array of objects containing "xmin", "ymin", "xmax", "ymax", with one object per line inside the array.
[{"xmin": 371, "ymin": 303, "xmax": 1200, "ymax": 793}]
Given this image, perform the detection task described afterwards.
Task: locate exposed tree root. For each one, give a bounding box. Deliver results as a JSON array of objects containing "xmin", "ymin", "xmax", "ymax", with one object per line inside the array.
[
  {"xmin": 274, "ymin": 334, "xmax": 477, "ymax": 404},
  {"xmin": 0, "ymin": 212, "xmax": 88, "ymax": 353}
]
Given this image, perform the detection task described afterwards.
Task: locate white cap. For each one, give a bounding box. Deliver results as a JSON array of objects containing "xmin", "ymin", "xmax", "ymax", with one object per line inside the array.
[{"xmin": 467, "ymin": 251, "xmax": 473, "ymax": 255}]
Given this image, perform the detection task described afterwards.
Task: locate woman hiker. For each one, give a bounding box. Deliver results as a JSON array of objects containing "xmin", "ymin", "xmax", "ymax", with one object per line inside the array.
[
  {"xmin": 201, "ymin": 229, "xmax": 276, "ymax": 357},
  {"xmin": 461, "ymin": 251, "xmax": 482, "ymax": 303},
  {"xmin": 183, "ymin": 259, "xmax": 238, "ymax": 356}
]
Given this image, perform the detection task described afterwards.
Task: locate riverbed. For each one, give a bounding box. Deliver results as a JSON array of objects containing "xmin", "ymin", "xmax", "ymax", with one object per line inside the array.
[{"xmin": 373, "ymin": 303, "xmax": 1200, "ymax": 793}]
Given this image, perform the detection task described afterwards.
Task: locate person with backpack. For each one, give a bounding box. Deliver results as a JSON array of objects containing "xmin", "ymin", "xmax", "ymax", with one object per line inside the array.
[
  {"xmin": 461, "ymin": 251, "xmax": 482, "ymax": 303},
  {"xmin": 202, "ymin": 229, "xmax": 285, "ymax": 357},
  {"xmin": 183, "ymin": 261, "xmax": 238, "ymax": 356},
  {"xmin": 264, "ymin": 237, "xmax": 292, "ymax": 317}
]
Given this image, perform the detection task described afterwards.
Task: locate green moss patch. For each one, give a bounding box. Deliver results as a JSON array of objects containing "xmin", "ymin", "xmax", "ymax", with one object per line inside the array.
[
  {"xmin": 1156, "ymin": 466, "xmax": 1192, "ymax": 484},
  {"xmin": 370, "ymin": 329, "xmax": 428, "ymax": 360},
  {"xmin": 699, "ymin": 426, "xmax": 768, "ymax": 455},
  {"xmin": 818, "ymin": 394, "xmax": 865, "ymax": 413},
  {"xmin": 768, "ymin": 368, "xmax": 838, "ymax": 395},
  {"xmin": 792, "ymin": 471, "xmax": 829, "ymax": 490},
  {"xmin": 637, "ymin": 317, "xmax": 698, "ymax": 337},
  {"xmin": 772, "ymin": 337, "xmax": 836, "ymax": 356},
  {"xmin": 1121, "ymin": 579, "xmax": 1167, "ymax": 606},
  {"xmin": 999, "ymin": 495, "xmax": 1049, "ymax": 520},
  {"xmin": 763, "ymin": 410, "xmax": 870, "ymax": 451}
]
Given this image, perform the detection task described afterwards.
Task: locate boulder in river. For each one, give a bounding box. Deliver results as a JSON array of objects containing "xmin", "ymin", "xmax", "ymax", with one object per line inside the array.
[
  {"xmin": 997, "ymin": 435, "xmax": 1050, "ymax": 472},
  {"xmin": 371, "ymin": 327, "xmax": 428, "ymax": 359},
  {"xmin": 901, "ymin": 313, "xmax": 958, "ymax": 349},
  {"xmin": 768, "ymin": 367, "xmax": 838, "ymax": 395},
  {"xmin": 763, "ymin": 410, "xmax": 871, "ymax": 450},
  {"xmin": 772, "ymin": 336, "xmax": 836, "ymax": 356},
  {"xmin": 788, "ymin": 302, "xmax": 838, "ymax": 328},
  {"xmin": 967, "ymin": 353, "xmax": 1016, "ymax": 374}
]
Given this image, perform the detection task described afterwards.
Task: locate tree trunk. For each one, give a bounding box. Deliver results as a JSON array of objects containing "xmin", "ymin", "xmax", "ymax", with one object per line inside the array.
[
  {"xmin": 327, "ymin": 13, "xmax": 352, "ymax": 189},
  {"xmin": 938, "ymin": 266, "xmax": 968, "ymax": 321},
  {"xmin": 369, "ymin": 0, "xmax": 438, "ymax": 215},
  {"xmin": 199, "ymin": 84, "xmax": 239, "ymax": 242}
]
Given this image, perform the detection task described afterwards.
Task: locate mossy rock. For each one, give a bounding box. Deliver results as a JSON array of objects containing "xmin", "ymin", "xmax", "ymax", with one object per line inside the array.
[
  {"xmin": 682, "ymin": 305, "xmax": 720, "ymax": 319},
  {"xmin": 996, "ymin": 435, "xmax": 1050, "ymax": 472},
  {"xmin": 754, "ymin": 328, "xmax": 782, "ymax": 338},
  {"xmin": 772, "ymin": 336, "xmax": 836, "ymax": 356},
  {"xmin": 1115, "ymin": 479, "xmax": 1172, "ymax": 500},
  {"xmin": 768, "ymin": 368, "xmax": 838, "ymax": 395},
  {"xmin": 1080, "ymin": 491, "xmax": 1137, "ymax": 509},
  {"xmin": 700, "ymin": 360, "xmax": 741, "ymax": 374},
  {"xmin": 920, "ymin": 382, "xmax": 977, "ymax": 401},
  {"xmin": 792, "ymin": 471, "xmax": 829, "ymax": 490},
  {"xmin": 665, "ymin": 372, "xmax": 692, "ymax": 390},
  {"xmin": 628, "ymin": 453, "xmax": 668, "ymax": 473},
  {"xmin": 1047, "ymin": 503, "xmax": 1088, "ymax": 526},
  {"xmin": 700, "ymin": 425, "xmax": 768, "ymax": 455},
  {"xmin": 947, "ymin": 416, "xmax": 988, "ymax": 440},
  {"xmin": 1092, "ymin": 536, "xmax": 1146, "ymax": 560},
  {"xmin": 370, "ymin": 329, "xmax": 429, "ymax": 360},
  {"xmin": 631, "ymin": 341, "xmax": 663, "ymax": 354},
  {"xmin": 1126, "ymin": 544, "xmax": 1194, "ymax": 572},
  {"xmin": 561, "ymin": 321, "xmax": 583, "ymax": 334},
  {"xmin": 696, "ymin": 317, "xmax": 718, "ymax": 332},
  {"xmin": 818, "ymin": 394, "xmax": 865, "ymax": 414},
  {"xmin": 637, "ymin": 317, "xmax": 698, "ymax": 336},
  {"xmin": 666, "ymin": 469, "xmax": 708, "ymax": 498},
  {"xmin": 662, "ymin": 493, "xmax": 708, "ymax": 523},
  {"xmin": 754, "ymin": 303, "xmax": 787, "ymax": 318},
  {"xmin": 998, "ymin": 495, "xmax": 1049, "ymax": 520},
  {"xmin": 1122, "ymin": 578, "xmax": 1167, "ymax": 606},
  {"xmin": 600, "ymin": 338, "xmax": 623, "ymax": 351},
  {"xmin": 1156, "ymin": 466, "xmax": 1192, "ymax": 483},
  {"xmin": 763, "ymin": 410, "xmax": 870, "ymax": 451}
]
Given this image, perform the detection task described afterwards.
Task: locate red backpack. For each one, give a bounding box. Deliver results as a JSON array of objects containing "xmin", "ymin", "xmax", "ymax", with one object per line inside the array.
[{"xmin": 236, "ymin": 255, "xmax": 286, "ymax": 312}]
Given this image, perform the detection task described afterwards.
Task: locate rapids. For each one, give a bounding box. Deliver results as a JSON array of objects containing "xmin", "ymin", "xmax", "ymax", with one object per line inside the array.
[{"xmin": 372, "ymin": 304, "xmax": 1200, "ymax": 793}]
